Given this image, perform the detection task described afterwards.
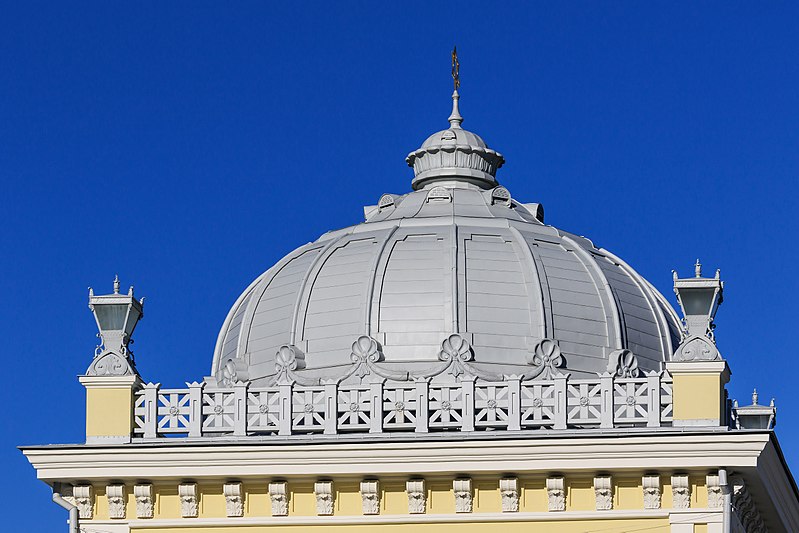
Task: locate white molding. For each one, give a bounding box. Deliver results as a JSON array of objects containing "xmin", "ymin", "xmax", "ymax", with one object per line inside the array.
[
  {"xmin": 665, "ymin": 361, "xmax": 730, "ymax": 378},
  {"xmin": 83, "ymin": 509, "xmax": 671, "ymax": 528},
  {"xmin": 79, "ymin": 375, "xmax": 140, "ymax": 389},
  {"xmin": 22, "ymin": 432, "xmax": 771, "ymax": 481}
]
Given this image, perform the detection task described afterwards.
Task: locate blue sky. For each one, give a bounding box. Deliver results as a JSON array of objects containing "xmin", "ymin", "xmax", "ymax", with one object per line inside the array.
[{"xmin": 2, "ymin": 2, "xmax": 798, "ymax": 530}]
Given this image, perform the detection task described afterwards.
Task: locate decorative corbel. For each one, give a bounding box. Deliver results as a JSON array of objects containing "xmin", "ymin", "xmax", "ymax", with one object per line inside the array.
[
  {"xmin": 706, "ymin": 473, "xmax": 723, "ymax": 509},
  {"xmin": 671, "ymin": 475, "xmax": 691, "ymax": 509},
  {"xmin": 224, "ymin": 482, "xmax": 243, "ymax": 517},
  {"xmin": 546, "ymin": 477, "xmax": 565, "ymax": 511},
  {"xmin": 314, "ymin": 481, "xmax": 334, "ymax": 516},
  {"xmin": 642, "ymin": 475, "xmax": 661, "ymax": 509},
  {"xmin": 594, "ymin": 476, "xmax": 613, "ymax": 510},
  {"xmin": 73, "ymin": 485, "xmax": 94, "ymax": 519},
  {"xmin": 269, "ymin": 345, "xmax": 318, "ymax": 386},
  {"xmin": 499, "ymin": 478, "xmax": 519, "ymax": 512},
  {"xmin": 453, "ymin": 478, "xmax": 472, "ymax": 513},
  {"xmin": 406, "ymin": 479, "xmax": 426, "ymax": 514},
  {"xmin": 268, "ymin": 481, "xmax": 288, "ymax": 516},
  {"xmin": 107, "ymin": 484, "xmax": 126, "ymax": 519},
  {"xmin": 607, "ymin": 349, "xmax": 639, "ymax": 378},
  {"xmin": 134, "ymin": 484, "xmax": 153, "ymax": 519},
  {"xmin": 178, "ymin": 483, "xmax": 198, "ymax": 518},
  {"xmin": 360, "ymin": 480, "xmax": 380, "ymax": 515}
]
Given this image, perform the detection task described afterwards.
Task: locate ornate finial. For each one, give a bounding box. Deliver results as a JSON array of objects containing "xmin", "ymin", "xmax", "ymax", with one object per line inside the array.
[
  {"xmin": 752, "ymin": 389, "xmax": 758, "ymax": 406},
  {"xmin": 448, "ymin": 47, "xmax": 463, "ymax": 129},
  {"xmin": 113, "ymin": 275, "xmax": 120, "ymax": 294},
  {"xmin": 694, "ymin": 259, "xmax": 702, "ymax": 278}
]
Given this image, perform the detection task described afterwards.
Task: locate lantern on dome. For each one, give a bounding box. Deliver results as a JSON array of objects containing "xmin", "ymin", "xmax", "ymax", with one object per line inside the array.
[{"xmin": 671, "ymin": 260, "xmax": 723, "ymax": 362}]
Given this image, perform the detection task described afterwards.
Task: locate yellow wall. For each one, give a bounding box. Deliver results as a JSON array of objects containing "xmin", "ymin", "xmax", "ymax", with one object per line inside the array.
[
  {"xmin": 85, "ymin": 387, "xmax": 134, "ymax": 438},
  {"xmin": 671, "ymin": 373, "xmax": 723, "ymax": 422}
]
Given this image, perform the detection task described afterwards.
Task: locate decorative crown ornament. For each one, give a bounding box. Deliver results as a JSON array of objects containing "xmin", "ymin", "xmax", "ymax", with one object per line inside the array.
[{"xmin": 85, "ymin": 276, "xmax": 144, "ymax": 376}]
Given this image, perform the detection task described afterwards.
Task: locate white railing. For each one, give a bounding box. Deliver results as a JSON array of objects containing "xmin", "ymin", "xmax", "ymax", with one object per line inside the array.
[{"xmin": 133, "ymin": 373, "xmax": 673, "ymax": 439}]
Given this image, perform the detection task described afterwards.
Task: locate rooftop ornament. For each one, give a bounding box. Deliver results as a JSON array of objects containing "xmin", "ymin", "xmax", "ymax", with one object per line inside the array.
[
  {"xmin": 85, "ymin": 276, "xmax": 144, "ymax": 376},
  {"xmin": 733, "ymin": 389, "xmax": 777, "ymax": 430},
  {"xmin": 671, "ymin": 260, "xmax": 724, "ymax": 362}
]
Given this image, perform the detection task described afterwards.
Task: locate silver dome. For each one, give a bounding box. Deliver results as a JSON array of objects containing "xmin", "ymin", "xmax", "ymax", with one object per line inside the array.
[{"xmin": 211, "ymin": 92, "xmax": 682, "ymax": 386}]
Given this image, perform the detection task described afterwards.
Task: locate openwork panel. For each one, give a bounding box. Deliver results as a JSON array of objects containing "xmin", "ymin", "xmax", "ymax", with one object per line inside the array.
[
  {"xmin": 247, "ymin": 388, "xmax": 280, "ymax": 433},
  {"xmin": 475, "ymin": 382, "xmax": 510, "ymax": 429},
  {"xmin": 337, "ymin": 386, "xmax": 372, "ymax": 431},
  {"xmin": 660, "ymin": 377, "xmax": 674, "ymax": 423},
  {"xmin": 133, "ymin": 391, "xmax": 147, "ymax": 435},
  {"xmin": 383, "ymin": 384, "xmax": 418, "ymax": 430},
  {"xmin": 429, "ymin": 385, "xmax": 464, "ymax": 430},
  {"xmin": 156, "ymin": 390, "xmax": 193, "ymax": 435},
  {"xmin": 291, "ymin": 387, "xmax": 326, "ymax": 433},
  {"xmin": 613, "ymin": 379, "xmax": 650, "ymax": 424},
  {"xmin": 202, "ymin": 390, "xmax": 236, "ymax": 432},
  {"xmin": 520, "ymin": 381, "xmax": 556, "ymax": 428},
  {"xmin": 567, "ymin": 380, "xmax": 602, "ymax": 426}
]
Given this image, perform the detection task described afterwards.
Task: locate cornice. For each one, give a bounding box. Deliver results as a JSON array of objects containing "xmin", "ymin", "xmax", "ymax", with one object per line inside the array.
[{"xmin": 23, "ymin": 432, "xmax": 770, "ymax": 482}]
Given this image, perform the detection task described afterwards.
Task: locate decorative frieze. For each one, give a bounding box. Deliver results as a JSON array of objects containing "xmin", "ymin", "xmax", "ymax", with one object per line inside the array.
[
  {"xmin": 106, "ymin": 484, "xmax": 126, "ymax": 519},
  {"xmin": 546, "ymin": 476, "xmax": 565, "ymax": 511},
  {"xmin": 73, "ymin": 485, "xmax": 93, "ymax": 519},
  {"xmin": 642, "ymin": 475, "xmax": 661, "ymax": 509},
  {"xmin": 134, "ymin": 484, "xmax": 153, "ymax": 519},
  {"xmin": 406, "ymin": 479, "xmax": 426, "ymax": 514},
  {"xmin": 178, "ymin": 483, "xmax": 198, "ymax": 518},
  {"xmin": 224, "ymin": 482, "xmax": 243, "ymax": 517},
  {"xmin": 499, "ymin": 478, "xmax": 519, "ymax": 512},
  {"xmin": 671, "ymin": 475, "xmax": 691, "ymax": 509},
  {"xmin": 360, "ymin": 480, "xmax": 380, "ymax": 515},
  {"xmin": 314, "ymin": 481, "xmax": 334, "ymax": 516},
  {"xmin": 707, "ymin": 473, "xmax": 723, "ymax": 509},
  {"xmin": 453, "ymin": 478, "xmax": 472, "ymax": 513},
  {"xmin": 268, "ymin": 481, "xmax": 288, "ymax": 516},
  {"xmin": 594, "ymin": 476, "xmax": 613, "ymax": 510}
]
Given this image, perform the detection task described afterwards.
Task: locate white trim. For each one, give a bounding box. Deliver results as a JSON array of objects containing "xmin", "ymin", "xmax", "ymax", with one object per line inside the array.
[
  {"xmin": 23, "ymin": 432, "xmax": 769, "ymax": 481},
  {"xmin": 668, "ymin": 508, "xmax": 723, "ymax": 524},
  {"xmin": 666, "ymin": 361, "xmax": 730, "ymax": 377},
  {"xmin": 84, "ymin": 509, "xmax": 671, "ymax": 528},
  {"xmin": 79, "ymin": 375, "xmax": 140, "ymax": 389}
]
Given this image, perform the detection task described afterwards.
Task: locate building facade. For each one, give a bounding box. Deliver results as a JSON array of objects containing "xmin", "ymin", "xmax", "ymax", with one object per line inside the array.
[{"xmin": 22, "ymin": 79, "xmax": 798, "ymax": 532}]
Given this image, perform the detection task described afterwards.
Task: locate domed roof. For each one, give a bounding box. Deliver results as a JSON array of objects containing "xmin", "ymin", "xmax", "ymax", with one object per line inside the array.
[{"xmin": 210, "ymin": 91, "xmax": 682, "ymax": 387}]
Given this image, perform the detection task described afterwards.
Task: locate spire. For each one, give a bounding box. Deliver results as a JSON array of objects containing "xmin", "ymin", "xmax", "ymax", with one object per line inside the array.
[{"xmin": 448, "ymin": 46, "xmax": 463, "ymax": 129}]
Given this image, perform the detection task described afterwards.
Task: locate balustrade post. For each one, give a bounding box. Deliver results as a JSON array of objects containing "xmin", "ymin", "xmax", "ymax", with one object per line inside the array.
[
  {"xmin": 187, "ymin": 381, "xmax": 205, "ymax": 437},
  {"xmin": 278, "ymin": 383, "xmax": 293, "ymax": 436},
  {"xmin": 461, "ymin": 377, "xmax": 476, "ymax": 432},
  {"xmin": 646, "ymin": 371, "xmax": 661, "ymax": 428},
  {"xmin": 414, "ymin": 378, "xmax": 429, "ymax": 433},
  {"xmin": 323, "ymin": 381, "xmax": 338, "ymax": 435},
  {"xmin": 369, "ymin": 380, "xmax": 384, "ymax": 433},
  {"xmin": 233, "ymin": 381, "xmax": 248, "ymax": 436},
  {"xmin": 553, "ymin": 374, "xmax": 568, "ymax": 430},
  {"xmin": 600, "ymin": 373, "xmax": 614, "ymax": 429},
  {"xmin": 507, "ymin": 376, "xmax": 521, "ymax": 431},
  {"xmin": 142, "ymin": 382, "xmax": 159, "ymax": 439}
]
